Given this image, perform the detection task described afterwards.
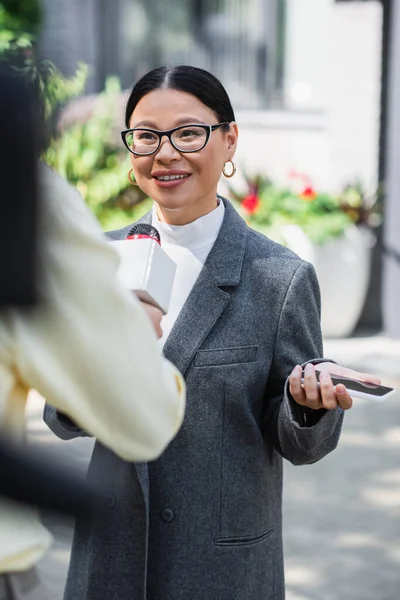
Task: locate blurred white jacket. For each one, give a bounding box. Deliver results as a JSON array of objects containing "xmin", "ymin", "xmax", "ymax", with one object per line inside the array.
[{"xmin": 0, "ymin": 163, "xmax": 185, "ymax": 573}]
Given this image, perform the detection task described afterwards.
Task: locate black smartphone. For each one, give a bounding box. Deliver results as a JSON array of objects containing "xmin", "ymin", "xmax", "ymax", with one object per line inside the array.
[{"xmin": 301, "ymin": 370, "xmax": 396, "ymax": 402}]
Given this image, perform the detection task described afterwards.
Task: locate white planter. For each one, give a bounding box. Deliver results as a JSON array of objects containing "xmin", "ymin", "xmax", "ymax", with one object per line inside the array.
[{"xmin": 280, "ymin": 225, "xmax": 375, "ymax": 338}]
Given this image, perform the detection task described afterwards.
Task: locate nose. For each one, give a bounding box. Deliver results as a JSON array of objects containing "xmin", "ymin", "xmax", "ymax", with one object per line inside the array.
[{"xmin": 154, "ymin": 136, "xmax": 181, "ymax": 163}]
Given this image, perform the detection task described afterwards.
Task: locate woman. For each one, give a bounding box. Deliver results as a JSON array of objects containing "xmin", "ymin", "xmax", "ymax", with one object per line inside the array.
[{"xmin": 45, "ymin": 65, "xmax": 379, "ymax": 600}]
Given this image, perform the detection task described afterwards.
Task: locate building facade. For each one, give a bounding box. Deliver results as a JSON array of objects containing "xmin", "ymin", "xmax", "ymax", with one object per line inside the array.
[
  {"xmin": 382, "ymin": 0, "xmax": 400, "ymax": 338},
  {"xmin": 40, "ymin": 0, "xmax": 389, "ymax": 332}
]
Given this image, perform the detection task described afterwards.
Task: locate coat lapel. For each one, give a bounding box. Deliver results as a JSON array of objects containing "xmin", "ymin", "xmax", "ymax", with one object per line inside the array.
[
  {"xmin": 162, "ymin": 266, "xmax": 229, "ymax": 375},
  {"xmin": 162, "ymin": 198, "xmax": 248, "ymax": 375}
]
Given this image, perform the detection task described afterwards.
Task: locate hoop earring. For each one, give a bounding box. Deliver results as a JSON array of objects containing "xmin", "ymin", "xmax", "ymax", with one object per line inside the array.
[
  {"xmin": 128, "ymin": 168, "xmax": 138, "ymax": 186},
  {"xmin": 222, "ymin": 160, "xmax": 236, "ymax": 178}
]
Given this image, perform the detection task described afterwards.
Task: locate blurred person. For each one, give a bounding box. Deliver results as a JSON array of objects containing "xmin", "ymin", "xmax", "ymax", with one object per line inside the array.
[
  {"xmin": 0, "ymin": 434, "xmax": 104, "ymax": 518},
  {"xmin": 45, "ymin": 66, "xmax": 381, "ymax": 600},
  {"xmin": 0, "ymin": 65, "xmax": 185, "ymax": 600}
]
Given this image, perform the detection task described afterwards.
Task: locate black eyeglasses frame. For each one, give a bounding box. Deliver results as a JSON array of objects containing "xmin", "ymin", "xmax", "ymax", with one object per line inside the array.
[{"xmin": 120, "ymin": 122, "xmax": 230, "ymax": 156}]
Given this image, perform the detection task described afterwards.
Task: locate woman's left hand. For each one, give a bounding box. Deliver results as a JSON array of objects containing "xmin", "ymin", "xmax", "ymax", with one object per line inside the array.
[{"xmin": 289, "ymin": 362, "xmax": 382, "ymax": 411}]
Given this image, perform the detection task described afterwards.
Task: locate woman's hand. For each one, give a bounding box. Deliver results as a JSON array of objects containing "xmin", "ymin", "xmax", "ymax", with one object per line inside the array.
[
  {"xmin": 289, "ymin": 362, "xmax": 382, "ymax": 411},
  {"xmin": 140, "ymin": 302, "xmax": 163, "ymax": 339}
]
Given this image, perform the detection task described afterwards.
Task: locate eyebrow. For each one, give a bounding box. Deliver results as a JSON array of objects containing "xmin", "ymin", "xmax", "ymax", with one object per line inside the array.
[{"xmin": 131, "ymin": 117, "xmax": 207, "ymax": 129}]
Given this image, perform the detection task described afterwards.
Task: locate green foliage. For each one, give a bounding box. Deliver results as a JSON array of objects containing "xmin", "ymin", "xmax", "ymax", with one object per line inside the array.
[
  {"xmin": 44, "ymin": 76, "xmax": 147, "ymax": 230},
  {"xmin": 0, "ymin": 0, "xmax": 42, "ymax": 34},
  {"xmin": 1, "ymin": 1, "xmax": 143, "ymax": 230},
  {"xmin": 228, "ymin": 174, "xmax": 381, "ymax": 245},
  {"xmin": 0, "ymin": 33, "xmax": 88, "ymax": 121},
  {"xmin": 34, "ymin": 60, "xmax": 88, "ymax": 120},
  {"xmin": 0, "ymin": 0, "xmax": 42, "ymax": 56},
  {"xmin": 0, "ymin": 0, "xmax": 41, "ymax": 53},
  {"xmin": 0, "ymin": 0, "xmax": 87, "ymax": 124}
]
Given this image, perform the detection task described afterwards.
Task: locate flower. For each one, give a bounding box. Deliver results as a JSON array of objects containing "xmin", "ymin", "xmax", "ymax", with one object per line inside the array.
[
  {"xmin": 241, "ymin": 193, "xmax": 260, "ymax": 215},
  {"xmin": 227, "ymin": 170, "xmax": 382, "ymax": 246},
  {"xmin": 299, "ymin": 186, "xmax": 317, "ymax": 201},
  {"xmin": 288, "ymin": 171, "xmax": 318, "ymax": 201}
]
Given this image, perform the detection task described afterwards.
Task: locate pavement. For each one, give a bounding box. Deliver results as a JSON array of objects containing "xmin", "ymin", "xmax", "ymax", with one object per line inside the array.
[{"xmin": 25, "ymin": 332, "xmax": 400, "ymax": 600}]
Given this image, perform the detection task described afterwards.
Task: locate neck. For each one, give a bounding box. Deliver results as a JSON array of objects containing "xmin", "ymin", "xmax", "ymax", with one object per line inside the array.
[{"xmin": 154, "ymin": 193, "xmax": 219, "ymax": 226}]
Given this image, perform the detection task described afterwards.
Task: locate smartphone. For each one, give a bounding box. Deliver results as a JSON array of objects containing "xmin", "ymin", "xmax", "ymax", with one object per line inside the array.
[{"xmin": 301, "ymin": 370, "xmax": 396, "ymax": 402}]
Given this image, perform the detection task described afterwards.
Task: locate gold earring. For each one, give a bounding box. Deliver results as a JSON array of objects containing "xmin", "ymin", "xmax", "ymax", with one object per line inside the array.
[
  {"xmin": 222, "ymin": 160, "xmax": 236, "ymax": 178},
  {"xmin": 128, "ymin": 168, "xmax": 138, "ymax": 186}
]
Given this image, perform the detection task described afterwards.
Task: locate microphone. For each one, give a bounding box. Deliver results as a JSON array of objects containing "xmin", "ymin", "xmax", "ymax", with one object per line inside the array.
[{"xmin": 109, "ymin": 224, "xmax": 176, "ymax": 314}]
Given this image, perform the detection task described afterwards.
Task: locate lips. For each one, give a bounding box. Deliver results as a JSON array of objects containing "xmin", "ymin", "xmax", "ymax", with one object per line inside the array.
[
  {"xmin": 151, "ymin": 170, "xmax": 192, "ymax": 188},
  {"xmin": 152, "ymin": 170, "xmax": 191, "ymax": 181}
]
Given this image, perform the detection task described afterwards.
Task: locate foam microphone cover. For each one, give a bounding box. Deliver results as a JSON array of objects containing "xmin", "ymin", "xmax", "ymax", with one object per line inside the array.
[{"xmin": 127, "ymin": 223, "xmax": 161, "ymax": 243}]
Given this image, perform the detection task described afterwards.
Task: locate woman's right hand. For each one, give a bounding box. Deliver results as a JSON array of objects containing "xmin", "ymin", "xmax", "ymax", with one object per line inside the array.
[
  {"xmin": 289, "ymin": 362, "xmax": 381, "ymax": 411},
  {"xmin": 140, "ymin": 302, "xmax": 163, "ymax": 339}
]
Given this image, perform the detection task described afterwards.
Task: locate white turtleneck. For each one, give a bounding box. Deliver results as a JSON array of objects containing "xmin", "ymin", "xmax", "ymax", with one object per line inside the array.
[{"xmin": 152, "ymin": 199, "xmax": 225, "ymax": 348}]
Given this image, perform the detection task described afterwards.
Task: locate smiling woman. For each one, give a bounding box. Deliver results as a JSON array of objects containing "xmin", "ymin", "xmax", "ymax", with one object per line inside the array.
[
  {"xmin": 121, "ymin": 67, "xmax": 238, "ymax": 224},
  {"xmin": 44, "ymin": 64, "xmax": 381, "ymax": 600}
]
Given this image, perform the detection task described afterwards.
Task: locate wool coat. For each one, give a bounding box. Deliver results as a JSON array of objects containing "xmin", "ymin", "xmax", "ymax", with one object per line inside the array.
[{"xmin": 44, "ymin": 198, "xmax": 344, "ymax": 600}]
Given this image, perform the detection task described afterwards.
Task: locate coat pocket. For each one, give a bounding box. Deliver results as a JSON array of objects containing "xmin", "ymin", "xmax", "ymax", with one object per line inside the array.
[
  {"xmin": 213, "ymin": 525, "xmax": 274, "ymax": 548},
  {"xmin": 193, "ymin": 345, "xmax": 258, "ymax": 368}
]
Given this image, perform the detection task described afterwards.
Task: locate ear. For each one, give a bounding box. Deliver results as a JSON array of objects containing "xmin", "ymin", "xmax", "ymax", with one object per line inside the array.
[{"xmin": 225, "ymin": 122, "xmax": 239, "ymax": 161}]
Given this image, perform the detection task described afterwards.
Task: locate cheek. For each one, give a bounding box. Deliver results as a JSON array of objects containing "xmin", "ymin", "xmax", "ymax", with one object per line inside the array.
[
  {"xmin": 129, "ymin": 158, "xmax": 155, "ymax": 196},
  {"xmin": 193, "ymin": 148, "xmax": 224, "ymax": 183},
  {"xmin": 131, "ymin": 156, "xmax": 152, "ymax": 178}
]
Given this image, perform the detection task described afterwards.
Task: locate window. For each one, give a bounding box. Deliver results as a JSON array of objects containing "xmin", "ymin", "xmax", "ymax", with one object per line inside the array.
[{"xmin": 119, "ymin": 0, "xmax": 286, "ymax": 110}]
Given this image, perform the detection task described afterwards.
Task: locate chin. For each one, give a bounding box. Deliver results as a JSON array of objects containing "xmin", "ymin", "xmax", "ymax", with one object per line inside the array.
[
  {"xmin": 152, "ymin": 189, "xmax": 193, "ymax": 208},
  {"xmin": 156, "ymin": 198, "xmax": 191, "ymax": 212}
]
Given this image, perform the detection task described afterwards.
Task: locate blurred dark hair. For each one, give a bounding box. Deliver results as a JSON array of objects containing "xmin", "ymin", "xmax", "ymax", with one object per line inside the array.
[
  {"xmin": 125, "ymin": 65, "xmax": 236, "ymax": 128},
  {"xmin": 0, "ymin": 53, "xmax": 49, "ymax": 154},
  {"xmin": 0, "ymin": 62, "xmax": 38, "ymax": 306}
]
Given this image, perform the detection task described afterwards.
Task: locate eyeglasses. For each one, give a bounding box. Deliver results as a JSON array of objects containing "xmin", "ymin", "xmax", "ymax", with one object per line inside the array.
[{"xmin": 121, "ymin": 122, "xmax": 229, "ymax": 156}]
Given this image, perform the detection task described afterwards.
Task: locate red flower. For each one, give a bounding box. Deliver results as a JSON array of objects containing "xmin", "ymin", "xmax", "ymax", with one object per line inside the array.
[
  {"xmin": 300, "ymin": 187, "xmax": 317, "ymax": 201},
  {"xmin": 241, "ymin": 194, "xmax": 260, "ymax": 215}
]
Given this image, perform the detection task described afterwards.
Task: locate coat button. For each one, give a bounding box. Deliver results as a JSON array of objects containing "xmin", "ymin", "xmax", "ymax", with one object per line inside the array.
[
  {"xmin": 107, "ymin": 494, "xmax": 116, "ymax": 509},
  {"xmin": 161, "ymin": 508, "xmax": 174, "ymax": 522}
]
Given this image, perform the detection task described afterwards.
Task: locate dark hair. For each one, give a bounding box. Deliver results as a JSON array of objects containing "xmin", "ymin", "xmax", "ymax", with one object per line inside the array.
[
  {"xmin": 1, "ymin": 49, "xmax": 51, "ymax": 154},
  {"xmin": 0, "ymin": 63, "xmax": 39, "ymax": 306},
  {"xmin": 125, "ymin": 65, "xmax": 235, "ymax": 128}
]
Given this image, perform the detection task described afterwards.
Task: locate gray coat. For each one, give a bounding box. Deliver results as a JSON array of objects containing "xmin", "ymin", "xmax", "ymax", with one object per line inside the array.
[{"xmin": 44, "ymin": 198, "xmax": 344, "ymax": 600}]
